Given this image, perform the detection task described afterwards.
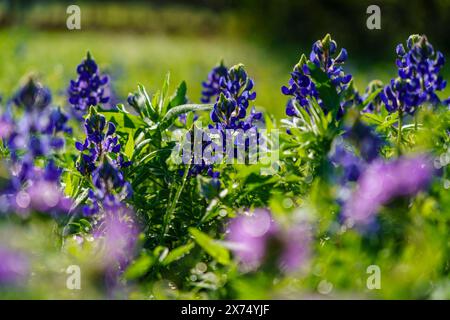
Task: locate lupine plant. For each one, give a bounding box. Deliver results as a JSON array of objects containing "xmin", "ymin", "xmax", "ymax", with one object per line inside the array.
[{"xmin": 0, "ymin": 33, "xmax": 449, "ymax": 300}]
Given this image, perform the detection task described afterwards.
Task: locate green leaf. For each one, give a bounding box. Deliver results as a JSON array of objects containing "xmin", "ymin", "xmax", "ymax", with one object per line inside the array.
[
  {"xmin": 159, "ymin": 103, "xmax": 213, "ymax": 131},
  {"xmin": 161, "ymin": 242, "xmax": 195, "ymax": 266},
  {"xmin": 99, "ymin": 109, "xmax": 144, "ymax": 130},
  {"xmin": 361, "ymin": 112, "xmax": 384, "ymax": 125},
  {"xmin": 124, "ymin": 132, "xmax": 135, "ymax": 159},
  {"xmin": 138, "ymin": 84, "xmax": 158, "ymax": 121},
  {"xmin": 160, "ymin": 72, "xmax": 170, "ymax": 115},
  {"xmin": 361, "ymin": 88, "xmax": 382, "ymax": 109},
  {"xmin": 168, "ymin": 81, "xmax": 187, "ymax": 111},
  {"xmin": 123, "ymin": 254, "xmax": 155, "ymax": 280},
  {"xmin": 189, "ymin": 228, "xmax": 230, "ymax": 265}
]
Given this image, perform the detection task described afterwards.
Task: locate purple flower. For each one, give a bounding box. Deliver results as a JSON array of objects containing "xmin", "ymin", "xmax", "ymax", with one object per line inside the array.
[
  {"xmin": 75, "ymin": 108, "xmax": 132, "ymax": 217},
  {"xmin": 191, "ymin": 63, "xmax": 262, "ymax": 179},
  {"xmin": 6, "ymin": 79, "xmax": 71, "ymax": 158},
  {"xmin": 342, "ymin": 120, "xmax": 384, "ymax": 162},
  {"xmin": 0, "ymin": 79, "xmax": 71, "ymax": 217},
  {"xmin": 282, "ymin": 34, "xmax": 353, "ymax": 118},
  {"xmin": 343, "ymin": 155, "xmax": 434, "ymax": 226},
  {"xmin": 2, "ymin": 160, "xmax": 72, "ymax": 216},
  {"xmin": 329, "ymin": 143, "xmax": 365, "ymax": 183},
  {"xmin": 201, "ymin": 61, "xmax": 228, "ymax": 103},
  {"xmin": 207, "ymin": 64, "xmax": 259, "ymax": 130},
  {"xmin": 279, "ymin": 224, "xmax": 311, "ymax": 273},
  {"xmin": 381, "ymin": 35, "xmax": 448, "ymax": 115},
  {"xmin": 0, "ymin": 112, "xmax": 14, "ymax": 138},
  {"xmin": 92, "ymin": 197, "xmax": 139, "ymax": 270},
  {"xmin": 227, "ymin": 209, "xmax": 277, "ymax": 269},
  {"xmin": 226, "ymin": 209, "xmax": 311, "ymax": 273},
  {"xmin": 68, "ymin": 52, "xmax": 109, "ymax": 119},
  {"xmin": 0, "ymin": 247, "xmax": 29, "ymax": 285},
  {"xmin": 75, "ymin": 107, "xmax": 124, "ymax": 175},
  {"xmin": 12, "ymin": 78, "xmax": 52, "ymax": 111}
]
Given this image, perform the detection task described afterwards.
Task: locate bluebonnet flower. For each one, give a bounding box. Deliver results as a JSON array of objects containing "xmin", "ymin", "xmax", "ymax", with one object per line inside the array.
[
  {"xmin": 0, "ymin": 112, "xmax": 14, "ymax": 139},
  {"xmin": 282, "ymin": 34, "xmax": 353, "ymax": 118},
  {"xmin": 343, "ymin": 155, "xmax": 434, "ymax": 226},
  {"xmin": 187, "ymin": 63, "xmax": 262, "ymax": 180},
  {"xmin": 201, "ymin": 61, "xmax": 228, "ymax": 103},
  {"xmin": 208, "ymin": 64, "xmax": 258, "ymax": 129},
  {"xmin": 94, "ymin": 199, "xmax": 139, "ymax": 267},
  {"xmin": 329, "ymin": 143, "xmax": 365, "ymax": 183},
  {"xmin": 0, "ymin": 247, "xmax": 29, "ymax": 285},
  {"xmin": 343, "ymin": 119, "xmax": 384, "ymax": 162},
  {"xmin": 5, "ymin": 79, "xmax": 71, "ymax": 160},
  {"xmin": 0, "ymin": 79, "xmax": 72, "ymax": 216},
  {"xmin": 13, "ymin": 78, "xmax": 52, "ymax": 111},
  {"xmin": 68, "ymin": 52, "xmax": 109, "ymax": 119},
  {"xmin": 226, "ymin": 209, "xmax": 311, "ymax": 273},
  {"xmin": 0, "ymin": 159, "xmax": 71, "ymax": 216},
  {"xmin": 75, "ymin": 107, "xmax": 126, "ymax": 175},
  {"xmin": 75, "ymin": 107, "xmax": 132, "ymax": 216},
  {"xmin": 381, "ymin": 35, "xmax": 448, "ymax": 115}
]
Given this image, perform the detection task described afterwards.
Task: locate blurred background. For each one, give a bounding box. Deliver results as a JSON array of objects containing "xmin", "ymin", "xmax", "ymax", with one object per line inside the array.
[{"xmin": 1, "ymin": 0, "xmax": 450, "ymax": 119}]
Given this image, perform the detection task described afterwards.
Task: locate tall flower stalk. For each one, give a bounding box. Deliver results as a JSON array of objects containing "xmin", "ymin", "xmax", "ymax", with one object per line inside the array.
[
  {"xmin": 380, "ymin": 35, "xmax": 448, "ymax": 153},
  {"xmin": 68, "ymin": 52, "xmax": 110, "ymax": 120}
]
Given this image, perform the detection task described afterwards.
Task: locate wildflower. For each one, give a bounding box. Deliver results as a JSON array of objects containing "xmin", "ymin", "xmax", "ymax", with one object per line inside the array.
[
  {"xmin": 68, "ymin": 52, "xmax": 109, "ymax": 119},
  {"xmin": 343, "ymin": 154, "xmax": 434, "ymax": 226},
  {"xmin": 342, "ymin": 119, "xmax": 384, "ymax": 162},
  {"xmin": 189, "ymin": 63, "xmax": 262, "ymax": 179},
  {"xmin": 226, "ymin": 209, "xmax": 311, "ymax": 273},
  {"xmin": 381, "ymin": 35, "xmax": 448, "ymax": 115},
  {"xmin": 12, "ymin": 78, "xmax": 51, "ymax": 111},
  {"xmin": 201, "ymin": 61, "xmax": 228, "ymax": 103},
  {"xmin": 282, "ymin": 34, "xmax": 353, "ymax": 118},
  {"xmin": 6, "ymin": 79, "xmax": 71, "ymax": 159},
  {"xmin": 75, "ymin": 108, "xmax": 132, "ymax": 217},
  {"xmin": 329, "ymin": 143, "xmax": 365, "ymax": 183},
  {"xmin": 208, "ymin": 64, "xmax": 259, "ymax": 130},
  {"xmin": 0, "ymin": 247, "xmax": 29, "ymax": 285},
  {"xmin": 75, "ymin": 107, "xmax": 125, "ymax": 175},
  {"xmin": 97, "ymin": 200, "xmax": 139, "ymax": 268}
]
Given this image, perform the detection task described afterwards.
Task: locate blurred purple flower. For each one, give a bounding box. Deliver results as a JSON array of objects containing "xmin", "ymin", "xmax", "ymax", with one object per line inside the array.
[
  {"xmin": 0, "ymin": 247, "xmax": 29, "ymax": 285},
  {"xmin": 279, "ymin": 224, "xmax": 312, "ymax": 273},
  {"xmin": 343, "ymin": 155, "xmax": 434, "ymax": 226},
  {"xmin": 226, "ymin": 209, "xmax": 311, "ymax": 273},
  {"xmin": 227, "ymin": 209, "xmax": 277, "ymax": 268},
  {"xmin": 93, "ymin": 198, "xmax": 139, "ymax": 270}
]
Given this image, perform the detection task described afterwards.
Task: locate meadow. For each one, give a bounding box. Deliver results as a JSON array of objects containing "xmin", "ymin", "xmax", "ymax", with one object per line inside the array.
[{"xmin": 0, "ymin": 20, "xmax": 449, "ymax": 300}]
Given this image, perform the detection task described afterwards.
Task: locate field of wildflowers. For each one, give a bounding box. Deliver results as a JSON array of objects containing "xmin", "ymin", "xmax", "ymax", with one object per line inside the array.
[{"xmin": 0, "ymin": 29, "xmax": 449, "ymax": 300}]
